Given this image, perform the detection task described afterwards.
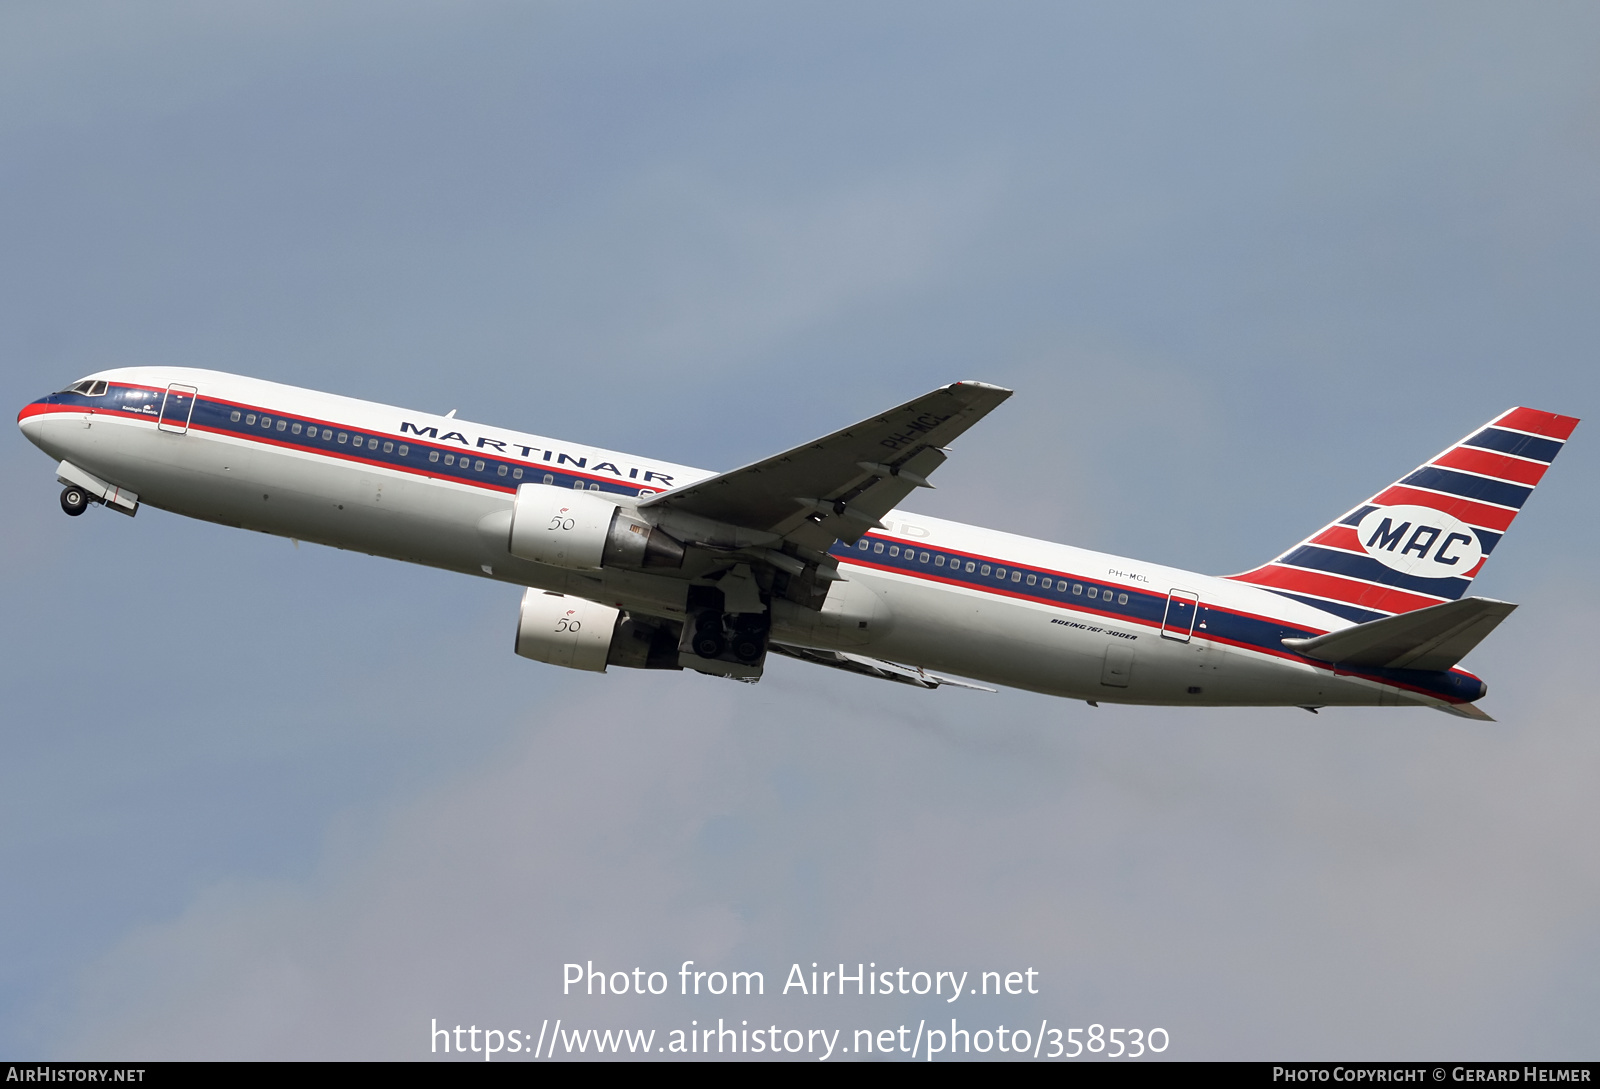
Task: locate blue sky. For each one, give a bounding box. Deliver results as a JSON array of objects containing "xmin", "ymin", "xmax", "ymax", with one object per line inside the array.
[{"xmin": 2, "ymin": 1, "xmax": 1597, "ymax": 1059}]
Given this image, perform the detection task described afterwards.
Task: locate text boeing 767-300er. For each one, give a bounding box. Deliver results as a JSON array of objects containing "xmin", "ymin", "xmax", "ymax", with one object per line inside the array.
[{"xmin": 17, "ymin": 370, "xmax": 1579, "ymax": 717}]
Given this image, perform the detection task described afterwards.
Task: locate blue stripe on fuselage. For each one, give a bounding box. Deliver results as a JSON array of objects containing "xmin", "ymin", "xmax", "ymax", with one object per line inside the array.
[
  {"xmin": 186, "ymin": 388, "xmax": 653, "ymax": 498},
  {"xmin": 62, "ymin": 384, "xmax": 1479, "ymax": 706},
  {"xmin": 830, "ymin": 537, "xmax": 1477, "ymax": 704}
]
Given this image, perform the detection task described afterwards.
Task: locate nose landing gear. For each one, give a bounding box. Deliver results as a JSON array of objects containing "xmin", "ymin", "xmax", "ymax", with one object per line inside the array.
[{"xmin": 60, "ymin": 486, "xmax": 89, "ymax": 517}]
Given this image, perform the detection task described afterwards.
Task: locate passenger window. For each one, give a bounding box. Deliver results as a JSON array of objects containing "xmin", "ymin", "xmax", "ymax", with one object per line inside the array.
[
  {"xmin": 350, "ymin": 434, "xmax": 361, "ymax": 445},
  {"xmin": 589, "ymin": 483, "xmax": 599, "ymax": 491},
  {"xmin": 1118, "ymin": 593, "xmax": 1128, "ymax": 604},
  {"xmin": 231, "ymin": 411, "xmax": 241, "ymax": 422},
  {"xmin": 965, "ymin": 561, "xmax": 976, "ymax": 573},
  {"xmin": 543, "ymin": 474, "xmax": 554, "ymax": 485},
  {"xmin": 322, "ymin": 429, "xmax": 332, "ymax": 440},
  {"xmin": 858, "ymin": 540, "xmax": 869, "ymax": 550},
  {"xmin": 475, "ymin": 460, "xmax": 486, "ymax": 471},
  {"xmin": 337, "ymin": 432, "xmax": 348, "ymax": 444},
  {"xmin": 245, "ymin": 414, "xmax": 256, "ymax": 425},
  {"xmin": 1073, "ymin": 584, "xmax": 1083, "ymax": 595},
  {"xmin": 428, "ymin": 451, "xmax": 439, "ymax": 463},
  {"xmin": 935, "ymin": 555, "xmax": 945, "ymax": 566},
  {"xmin": 444, "ymin": 454, "xmax": 454, "ymax": 465},
  {"xmin": 874, "ymin": 542, "xmax": 884, "ymax": 553},
  {"xmin": 365, "ymin": 438, "xmax": 375, "ymax": 449},
  {"xmin": 383, "ymin": 441, "xmax": 393, "ymax": 453},
  {"xmin": 277, "ymin": 420, "xmax": 287, "ymax": 431},
  {"xmin": 1087, "ymin": 587, "xmax": 1098, "ymax": 599},
  {"xmin": 512, "ymin": 468, "xmax": 522, "ymax": 479},
  {"xmin": 995, "ymin": 567, "xmax": 1005, "ymax": 578},
  {"xmin": 1040, "ymin": 577, "xmax": 1051, "ymax": 589},
  {"xmin": 980, "ymin": 565, "xmax": 991, "ymax": 576},
  {"xmin": 919, "ymin": 552, "xmax": 930, "ymax": 563},
  {"xmin": 497, "ymin": 464, "xmax": 507, "ymax": 476},
  {"xmin": 292, "ymin": 423, "xmax": 302, "ymax": 435},
  {"xmin": 261, "ymin": 417, "xmax": 271, "ymax": 428},
  {"xmin": 889, "ymin": 546, "xmax": 899, "ymax": 557},
  {"xmin": 1013, "ymin": 571, "xmax": 1022, "ymax": 582},
  {"xmin": 398, "ymin": 445, "xmax": 408, "ymax": 456},
  {"xmin": 572, "ymin": 480, "xmax": 584, "ymax": 489},
  {"xmin": 1026, "ymin": 574, "xmax": 1037, "ymax": 585}
]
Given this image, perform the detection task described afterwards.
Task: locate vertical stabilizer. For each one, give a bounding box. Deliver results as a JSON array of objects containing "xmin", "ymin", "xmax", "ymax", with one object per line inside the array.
[{"xmin": 1227, "ymin": 407, "xmax": 1578, "ymax": 622}]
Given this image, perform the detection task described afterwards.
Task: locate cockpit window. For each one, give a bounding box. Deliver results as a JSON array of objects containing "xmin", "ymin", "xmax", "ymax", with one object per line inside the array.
[{"xmin": 57, "ymin": 379, "xmax": 108, "ymax": 396}]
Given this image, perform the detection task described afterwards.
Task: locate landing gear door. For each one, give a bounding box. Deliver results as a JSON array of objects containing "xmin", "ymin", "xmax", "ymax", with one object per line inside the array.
[
  {"xmin": 1161, "ymin": 589, "xmax": 1200, "ymax": 642},
  {"xmin": 158, "ymin": 383, "xmax": 199, "ymax": 434}
]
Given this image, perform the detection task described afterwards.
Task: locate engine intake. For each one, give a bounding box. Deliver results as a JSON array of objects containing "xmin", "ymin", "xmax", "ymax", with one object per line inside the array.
[{"xmin": 507, "ymin": 484, "xmax": 683, "ymax": 571}]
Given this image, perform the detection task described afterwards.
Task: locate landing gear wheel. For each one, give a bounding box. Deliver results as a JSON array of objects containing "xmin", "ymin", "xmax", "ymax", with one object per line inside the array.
[
  {"xmin": 60, "ymin": 486, "xmax": 89, "ymax": 517},
  {"xmin": 732, "ymin": 635, "xmax": 765, "ymax": 663},
  {"xmin": 693, "ymin": 633, "xmax": 727, "ymax": 659}
]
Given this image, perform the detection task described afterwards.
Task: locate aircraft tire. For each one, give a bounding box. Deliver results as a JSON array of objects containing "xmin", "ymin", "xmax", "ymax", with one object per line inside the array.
[
  {"xmin": 60, "ymin": 486, "xmax": 89, "ymax": 517},
  {"xmin": 693, "ymin": 633, "xmax": 726, "ymax": 659}
]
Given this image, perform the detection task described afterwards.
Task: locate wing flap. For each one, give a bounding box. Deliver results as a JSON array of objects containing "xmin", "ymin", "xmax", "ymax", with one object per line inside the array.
[
  {"xmin": 1281, "ymin": 596, "xmax": 1517, "ymax": 671},
  {"xmin": 768, "ymin": 643, "xmax": 996, "ymax": 691}
]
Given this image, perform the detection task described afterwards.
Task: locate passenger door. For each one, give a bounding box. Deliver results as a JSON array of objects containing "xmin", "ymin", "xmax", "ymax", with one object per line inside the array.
[
  {"xmin": 157, "ymin": 383, "xmax": 199, "ymax": 434},
  {"xmin": 1161, "ymin": 589, "xmax": 1200, "ymax": 642}
]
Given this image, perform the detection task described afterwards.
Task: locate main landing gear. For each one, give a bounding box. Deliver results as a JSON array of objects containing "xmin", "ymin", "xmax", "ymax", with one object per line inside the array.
[
  {"xmin": 691, "ymin": 611, "xmax": 770, "ymax": 664},
  {"xmin": 60, "ymin": 485, "xmax": 90, "ymax": 517},
  {"xmin": 692, "ymin": 610, "xmax": 727, "ymax": 659}
]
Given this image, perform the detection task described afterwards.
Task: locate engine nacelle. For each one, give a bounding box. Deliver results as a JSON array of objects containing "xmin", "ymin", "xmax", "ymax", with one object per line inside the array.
[
  {"xmin": 513, "ymin": 589, "xmax": 685, "ymax": 673},
  {"xmin": 507, "ymin": 484, "xmax": 684, "ymax": 571},
  {"xmin": 514, "ymin": 589, "xmax": 620, "ymax": 672}
]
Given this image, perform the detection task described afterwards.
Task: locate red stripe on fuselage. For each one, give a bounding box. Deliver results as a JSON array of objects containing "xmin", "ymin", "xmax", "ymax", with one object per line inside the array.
[{"xmin": 847, "ymin": 555, "xmax": 1478, "ymax": 703}]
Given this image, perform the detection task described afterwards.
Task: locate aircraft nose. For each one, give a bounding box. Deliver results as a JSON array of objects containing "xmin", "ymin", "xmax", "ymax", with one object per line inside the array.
[
  {"xmin": 17, "ymin": 391, "xmax": 63, "ymax": 451},
  {"xmin": 18, "ymin": 394, "xmax": 48, "ymax": 430}
]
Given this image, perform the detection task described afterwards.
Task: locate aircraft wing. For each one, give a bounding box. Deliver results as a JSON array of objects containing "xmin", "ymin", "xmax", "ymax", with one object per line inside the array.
[{"xmin": 638, "ymin": 381, "xmax": 1011, "ymax": 555}]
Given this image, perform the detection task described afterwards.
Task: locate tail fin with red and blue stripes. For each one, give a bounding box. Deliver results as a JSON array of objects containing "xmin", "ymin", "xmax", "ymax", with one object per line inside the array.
[{"xmin": 1227, "ymin": 407, "xmax": 1579, "ymax": 623}]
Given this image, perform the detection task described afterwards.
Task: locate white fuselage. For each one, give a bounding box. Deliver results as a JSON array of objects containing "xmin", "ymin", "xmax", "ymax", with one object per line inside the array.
[{"xmin": 19, "ymin": 367, "xmax": 1481, "ymax": 711}]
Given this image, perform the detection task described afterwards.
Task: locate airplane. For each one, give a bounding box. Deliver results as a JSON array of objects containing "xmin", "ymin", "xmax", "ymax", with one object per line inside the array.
[{"xmin": 17, "ymin": 368, "xmax": 1578, "ymax": 718}]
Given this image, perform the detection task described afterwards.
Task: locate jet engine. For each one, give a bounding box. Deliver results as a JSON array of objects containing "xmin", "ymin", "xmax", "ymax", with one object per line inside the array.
[
  {"xmin": 513, "ymin": 588, "xmax": 681, "ymax": 673},
  {"xmin": 507, "ymin": 484, "xmax": 683, "ymax": 571}
]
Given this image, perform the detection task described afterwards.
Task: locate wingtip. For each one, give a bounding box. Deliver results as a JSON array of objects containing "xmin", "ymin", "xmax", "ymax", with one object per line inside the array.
[{"xmin": 952, "ymin": 380, "xmax": 1013, "ymax": 395}]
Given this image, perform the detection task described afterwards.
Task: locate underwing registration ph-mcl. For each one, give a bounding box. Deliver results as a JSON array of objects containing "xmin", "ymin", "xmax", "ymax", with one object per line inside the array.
[{"xmin": 18, "ymin": 370, "xmax": 1579, "ymax": 718}]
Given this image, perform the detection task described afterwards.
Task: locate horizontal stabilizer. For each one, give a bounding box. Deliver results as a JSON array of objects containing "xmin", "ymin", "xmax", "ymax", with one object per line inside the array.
[
  {"xmin": 1434, "ymin": 701, "xmax": 1496, "ymax": 722},
  {"xmin": 1281, "ymin": 596, "xmax": 1516, "ymax": 671},
  {"xmin": 769, "ymin": 643, "xmax": 995, "ymax": 691}
]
